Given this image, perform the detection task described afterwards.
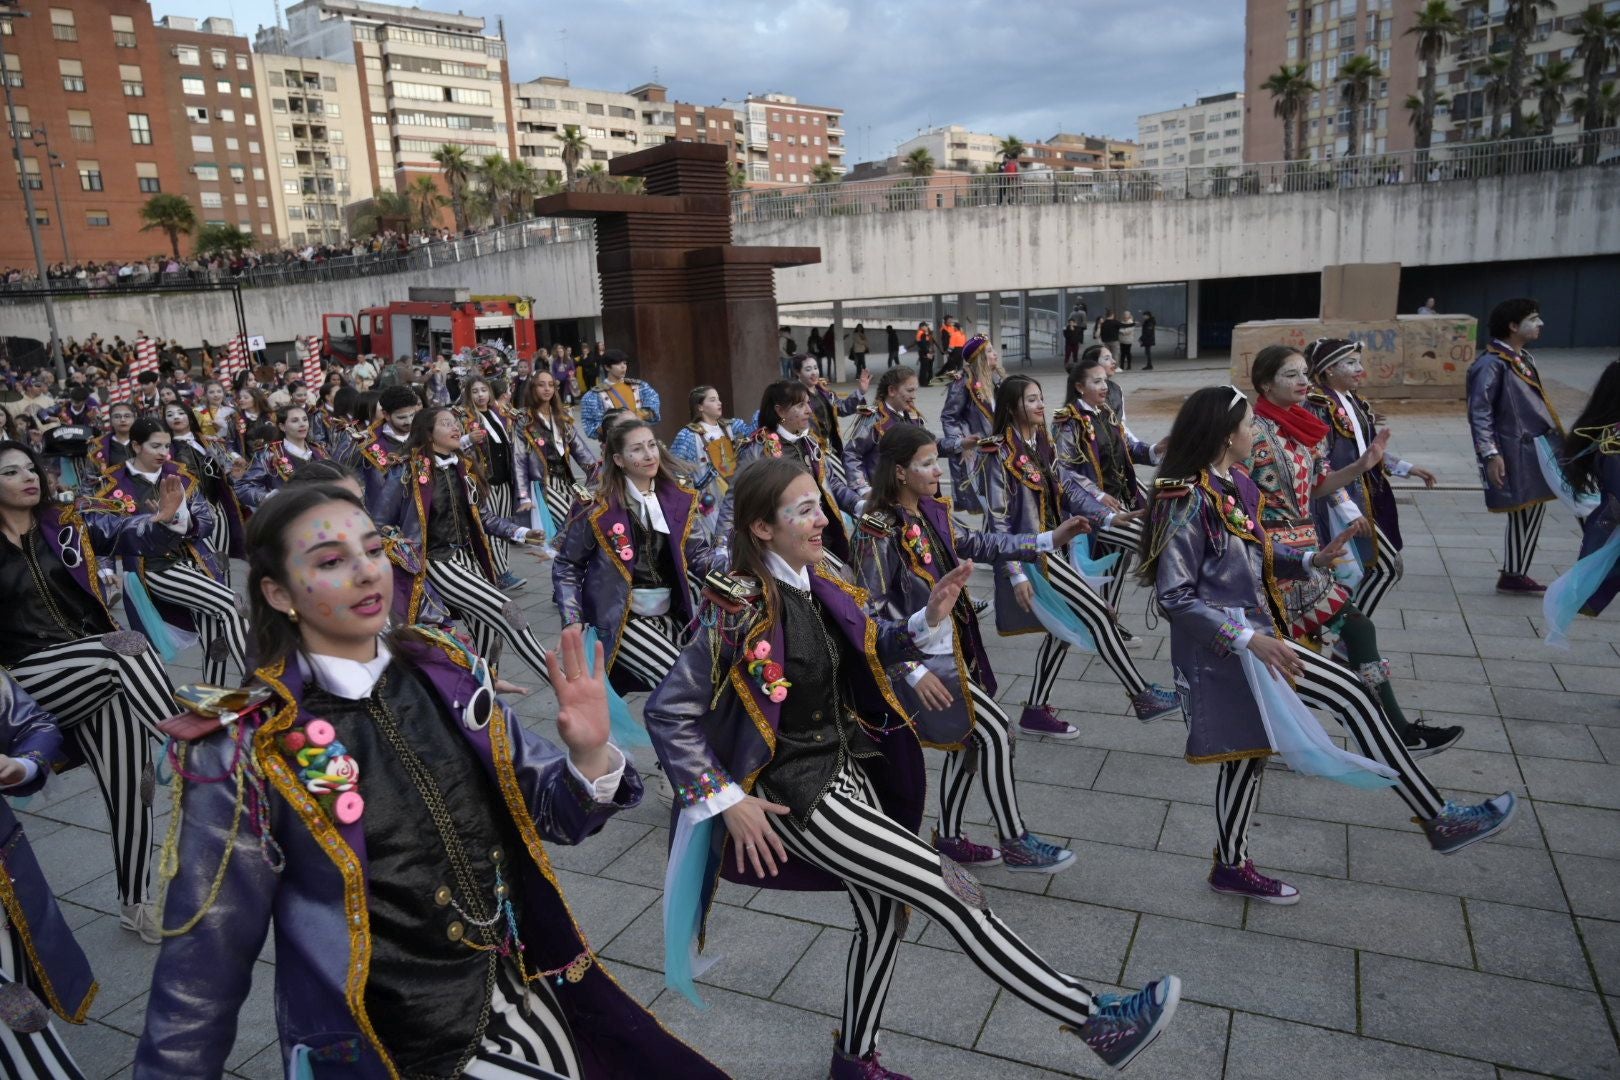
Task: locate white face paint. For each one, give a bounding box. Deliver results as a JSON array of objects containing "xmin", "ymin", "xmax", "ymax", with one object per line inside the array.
[{"xmin": 1521, "ymin": 314, "xmax": 1545, "ymax": 340}]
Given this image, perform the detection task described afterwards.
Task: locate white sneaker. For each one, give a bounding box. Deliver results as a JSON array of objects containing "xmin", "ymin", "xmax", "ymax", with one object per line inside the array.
[{"xmin": 120, "ymin": 901, "xmax": 163, "ymax": 945}]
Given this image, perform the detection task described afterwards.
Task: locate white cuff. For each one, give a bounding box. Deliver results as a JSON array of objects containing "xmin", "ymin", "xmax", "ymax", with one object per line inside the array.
[
  {"xmin": 163, "ymin": 503, "xmax": 191, "ymax": 533},
  {"xmin": 1, "ymin": 759, "xmax": 39, "ymax": 791},
  {"xmin": 512, "ymin": 527, "xmax": 530, "ymax": 543},
  {"xmin": 679, "ymin": 780, "xmax": 746, "ymax": 823},
  {"xmin": 1388, "ymin": 459, "xmax": 1413, "ymax": 477},
  {"xmin": 1336, "ymin": 498, "xmax": 1363, "ymax": 520},
  {"xmin": 566, "ymin": 743, "xmax": 627, "ymax": 804},
  {"xmin": 1008, "ymin": 569, "xmax": 1028, "ymax": 586},
  {"xmin": 1231, "ymin": 628, "xmax": 1256, "ymax": 653},
  {"xmin": 908, "ymin": 607, "xmax": 954, "ymax": 655},
  {"xmin": 904, "ymin": 662, "xmax": 930, "ymax": 687},
  {"xmin": 1035, "ymin": 531, "xmax": 1055, "ymax": 553}
]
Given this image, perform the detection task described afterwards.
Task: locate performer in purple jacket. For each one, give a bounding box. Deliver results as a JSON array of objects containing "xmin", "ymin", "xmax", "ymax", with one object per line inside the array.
[
  {"xmin": 136, "ymin": 483, "xmax": 725, "ymax": 1080},
  {"xmin": 646, "ymin": 456, "xmax": 1182, "ymax": 1079}
]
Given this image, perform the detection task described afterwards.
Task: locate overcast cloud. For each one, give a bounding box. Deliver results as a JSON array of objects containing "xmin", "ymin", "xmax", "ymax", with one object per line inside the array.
[{"xmin": 159, "ymin": 0, "xmax": 1246, "ymax": 160}]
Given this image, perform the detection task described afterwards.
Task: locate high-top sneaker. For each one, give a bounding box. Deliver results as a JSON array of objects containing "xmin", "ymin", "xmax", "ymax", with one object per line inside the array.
[
  {"xmin": 932, "ymin": 828, "xmax": 1001, "ymax": 865},
  {"xmin": 1018, "ymin": 704, "xmax": 1080, "ymax": 740},
  {"xmin": 827, "ymin": 1043, "xmax": 912, "ymax": 1080},
  {"xmin": 1208, "ymin": 858, "xmax": 1301, "ymax": 905},
  {"xmin": 1422, "ymin": 792, "xmax": 1518, "ymax": 854},
  {"xmin": 1065, "ymin": 976, "xmax": 1182, "ymax": 1071},
  {"xmin": 1130, "ymin": 684, "xmax": 1181, "ymax": 723}
]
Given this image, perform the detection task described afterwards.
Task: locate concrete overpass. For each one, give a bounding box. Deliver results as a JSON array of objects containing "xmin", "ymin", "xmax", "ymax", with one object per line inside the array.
[{"xmin": 3, "ymin": 165, "xmax": 1616, "ymax": 353}]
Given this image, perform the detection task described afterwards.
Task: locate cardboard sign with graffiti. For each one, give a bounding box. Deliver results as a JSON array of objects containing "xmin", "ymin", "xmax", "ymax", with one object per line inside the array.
[{"xmin": 1231, "ymin": 315, "xmax": 1476, "ymax": 400}]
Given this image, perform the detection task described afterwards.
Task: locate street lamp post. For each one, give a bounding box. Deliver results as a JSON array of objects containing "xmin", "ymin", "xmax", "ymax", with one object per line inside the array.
[
  {"xmin": 32, "ymin": 126, "xmax": 71, "ymax": 264},
  {"xmin": 0, "ymin": 3, "xmax": 67, "ymax": 382}
]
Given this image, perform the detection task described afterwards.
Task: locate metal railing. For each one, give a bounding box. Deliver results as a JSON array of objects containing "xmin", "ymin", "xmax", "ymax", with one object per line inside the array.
[{"xmin": 730, "ymin": 127, "xmax": 1620, "ymax": 223}]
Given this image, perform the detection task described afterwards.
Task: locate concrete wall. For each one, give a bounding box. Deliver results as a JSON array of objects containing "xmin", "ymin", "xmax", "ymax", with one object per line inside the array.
[{"xmin": 4, "ymin": 167, "xmax": 1615, "ymax": 348}]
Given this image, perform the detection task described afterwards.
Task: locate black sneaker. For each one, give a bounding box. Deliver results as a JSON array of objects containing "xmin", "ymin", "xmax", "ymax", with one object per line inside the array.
[
  {"xmin": 1403, "ymin": 721, "xmax": 1463, "ymax": 760},
  {"xmin": 1118, "ymin": 625, "xmax": 1143, "ymax": 650},
  {"xmin": 970, "ymin": 598, "xmax": 990, "ymax": 617}
]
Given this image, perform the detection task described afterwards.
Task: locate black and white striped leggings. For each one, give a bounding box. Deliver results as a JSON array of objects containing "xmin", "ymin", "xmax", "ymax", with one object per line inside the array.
[
  {"xmin": 1213, "ymin": 636, "xmax": 1447, "ymax": 865},
  {"xmin": 610, "ymin": 614, "xmax": 683, "ymax": 694},
  {"xmin": 463, "ymin": 962, "xmax": 581, "ymax": 1079},
  {"xmin": 1093, "ymin": 513, "xmax": 1148, "ymax": 615},
  {"xmin": 0, "ymin": 921, "xmax": 85, "ymax": 1080},
  {"xmin": 539, "ymin": 477, "xmax": 574, "ymax": 541},
  {"xmin": 142, "ymin": 561, "xmax": 250, "ymax": 687},
  {"xmin": 1502, "ymin": 503, "xmax": 1547, "ymax": 578},
  {"xmin": 1027, "ymin": 548, "xmax": 1149, "ymax": 708},
  {"xmin": 206, "ymin": 498, "xmax": 233, "ymax": 586},
  {"xmin": 424, "ymin": 549, "xmax": 552, "ymax": 686},
  {"xmin": 768, "ymin": 762, "xmax": 1096, "ymax": 1060},
  {"xmin": 8, "ymin": 634, "xmax": 177, "ymax": 907},
  {"xmin": 1351, "ymin": 521, "xmax": 1403, "ymax": 620},
  {"xmin": 485, "ymin": 481, "xmax": 517, "ymax": 579},
  {"xmin": 938, "ymin": 680, "xmax": 1026, "ymax": 842}
]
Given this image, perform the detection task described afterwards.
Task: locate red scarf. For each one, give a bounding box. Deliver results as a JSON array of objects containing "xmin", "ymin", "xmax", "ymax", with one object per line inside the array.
[{"xmin": 1254, "ymin": 395, "xmax": 1329, "ymax": 448}]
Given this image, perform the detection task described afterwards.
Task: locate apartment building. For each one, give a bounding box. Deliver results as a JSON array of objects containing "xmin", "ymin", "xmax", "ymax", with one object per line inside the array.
[
  {"xmin": 718, "ymin": 91, "xmax": 844, "ymax": 184},
  {"xmin": 894, "ymin": 126, "xmax": 1137, "ymax": 175},
  {"xmin": 1045, "ymin": 133, "xmax": 1138, "ymax": 170},
  {"xmin": 154, "ymin": 16, "xmax": 277, "ymax": 242},
  {"xmin": 672, "ymin": 99, "xmax": 742, "ymax": 168},
  {"xmin": 896, "ymin": 125, "xmax": 1001, "ymax": 172},
  {"xmin": 263, "ymin": 0, "xmax": 514, "ymax": 199},
  {"xmin": 0, "ymin": 0, "xmax": 188, "ymax": 264},
  {"xmin": 1138, "ymin": 91, "xmax": 1246, "ymax": 169},
  {"xmin": 253, "ymin": 52, "xmax": 373, "ymax": 246}
]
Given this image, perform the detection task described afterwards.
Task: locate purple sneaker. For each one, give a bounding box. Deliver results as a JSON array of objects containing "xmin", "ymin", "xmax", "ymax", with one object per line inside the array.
[
  {"xmin": 1019, "ymin": 704, "xmax": 1080, "ymax": 740},
  {"xmin": 1130, "ymin": 684, "xmax": 1181, "ymax": 723},
  {"xmin": 1422, "ymin": 792, "xmax": 1517, "ymax": 854},
  {"xmin": 1000, "ymin": 831, "xmax": 1076, "ymax": 874},
  {"xmin": 932, "ymin": 828, "xmax": 1001, "ymax": 865},
  {"xmin": 828, "ymin": 1044, "xmax": 912, "ymax": 1080},
  {"xmin": 1496, "ymin": 573, "xmax": 1547, "ymax": 595},
  {"xmin": 1066, "ymin": 976, "xmax": 1182, "ymax": 1071},
  {"xmin": 1208, "ymin": 858, "xmax": 1301, "ymax": 905}
]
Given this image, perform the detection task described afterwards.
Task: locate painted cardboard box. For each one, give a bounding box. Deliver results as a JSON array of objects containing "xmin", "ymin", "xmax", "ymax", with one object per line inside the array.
[{"xmin": 1230, "ymin": 315, "xmax": 1477, "ymax": 400}]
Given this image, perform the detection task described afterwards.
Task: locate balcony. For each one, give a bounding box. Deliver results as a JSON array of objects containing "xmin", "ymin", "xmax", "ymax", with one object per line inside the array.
[
  {"xmin": 827, "ymin": 126, "xmax": 845, "ymax": 137},
  {"xmin": 826, "ymin": 144, "xmax": 845, "ymax": 156}
]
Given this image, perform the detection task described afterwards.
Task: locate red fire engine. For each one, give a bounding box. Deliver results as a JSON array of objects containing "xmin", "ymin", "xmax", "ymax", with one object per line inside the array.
[{"xmin": 321, "ymin": 288, "xmax": 538, "ymax": 365}]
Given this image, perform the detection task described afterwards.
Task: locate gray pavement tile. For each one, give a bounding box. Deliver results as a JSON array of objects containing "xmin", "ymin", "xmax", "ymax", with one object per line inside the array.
[
  {"xmin": 1223, "ymin": 1012, "xmax": 1496, "ymax": 1080},
  {"xmin": 1373, "ymin": 629, "xmax": 1480, "ymax": 657},
  {"xmin": 915, "ymin": 886, "xmax": 1139, "ymax": 987},
  {"xmin": 602, "ymin": 898, "xmax": 819, "ymax": 999},
  {"xmin": 773, "ymin": 931, "xmax": 999, "ymax": 1049},
  {"xmin": 1554, "ymin": 851, "xmax": 1620, "ymax": 921},
  {"xmin": 1578, "ymin": 917, "xmax": 1620, "ymax": 997},
  {"xmin": 1416, "ymin": 748, "xmax": 1526, "ymax": 797},
  {"xmin": 1557, "ymin": 664, "xmax": 1620, "ymax": 696},
  {"xmin": 1090, "ymin": 750, "xmax": 1213, "ymax": 806},
  {"xmin": 60, "ymin": 872, "xmax": 126, "ymax": 919},
  {"xmin": 1486, "ymin": 659, "xmax": 1562, "ymax": 690},
  {"xmin": 1000, "ymin": 739, "xmax": 1108, "ymax": 790},
  {"xmin": 14, "ymin": 811, "xmax": 70, "ymax": 843},
  {"xmin": 973, "ymin": 983, "xmax": 1231, "ymax": 1080},
  {"xmin": 1008, "ymin": 782, "xmax": 1170, "ymax": 851},
  {"xmin": 1475, "ymin": 637, "xmax": 1619, "ymax": 668},
  {"xmin": 1155, "ymin": 800, "xmax": 1349, "ymax": 880},
  {"xmin": 1462, "ymin": 613, "xmax": 1539, "ymax": 638},
  {"xmin": 1348, "ymin": 825, "xmax": 1568, "ymax": 911},
  {"xmin": 1495, "ymin": 685, "xmax": 1620, "ymax": 727},
  {"xmin": 1062, "ymin": 714, "xmax": 1187, "ymax": 758},
  {"xmin": 871, "ymin": 1029, "xmax": 1079, "ymax": 1080},
  {"xmin": 647, "ymin": 981, "xmax": 847, "ymax": 1080},
  {"xmin": 1591, "ymin": 727, "xmax": 1620, "ymax": 766},
  {"xmin": 1412, "ymin": 654, "xmax": 1489, "ymax": 684},
  {"xmin": 742, "ymin": 882, "xmax": 857, "ymax": 933},
  {"xmin": 28, "ymin": 788, "xmax": 114, "ymax": 833},
  {"xmin": 60, "ymin": 1019, "xmax": 141, "ymax": 1080},
  {"xmin": 1259, "ymin": 766, "xmax": 1437, "ymax": 832},
  {"xmin": 1360, "ymin": 952, "xmax": 1620, "ymax": 1079},
  {"xmin": 33, "ymin": 824, "xmax": 125, "ymax": 897},
  {"xmin": 540, "ymin": 815, "xmax": 651, "ymax": 876},
  {"xmin": 1046, "ymin": 841, "xmax": 1243, "ymax": 928},
  {"xmin": 1438, "ymin": 713, "xmax": 1514, "ymax": 755},
  {"xmin": 1537, "ymin": 803, "xmax": 1620, "ymax": 860},
  {"xmin": 57, "ymin": 897, "xmax": 110, "ymax": 932},
  {"xmin": 595, "ymin": 823, "xmax": 674, "ymax": 890},
  {"xmin": 1519, "ymin": 756, "xmax": 1620, "ymax": 810},
  {"xmin": 1465, "ymin": 898, "xmax": 1593, "ymax": 989},
  {"xmin": 551, "ymin": 866, "xmax": 661, "ymax": 946},
  {"xmin": 1504, "ymin": 719, "xmax": 1606, "ymax": 763},
  {"xmin": 1244, "ymin": 872, "xmax": 1473, "ymax": 967},
  {"xmin": 1396, "ymin": 679, "xmax": 1504, "ymax": 717}
]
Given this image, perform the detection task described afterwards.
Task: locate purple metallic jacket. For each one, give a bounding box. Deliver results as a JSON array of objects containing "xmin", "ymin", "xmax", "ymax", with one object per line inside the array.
[
  {"xmin": 1052, "ymin": 403, "xmax": 1154, "ymax": 509},
  {"xmin": 135, "ymin": 633, "xmax": 725, "ymax": 1079},
  {"xmin": 1578, "ymin": 449, "xmax": 1620, "ymax": 618},
  {"xmin": 369, "ymin": 448, "xmax": 528, "ymax": 588},
  {"xmin": 1467, "ymin": 342, "xmax": 1564, "ymax": 512},
  {"xmin": 853, "ymin": 496, "xmax": 1040, "ymax": 747},
  {"xmin": 551, "ymin": 478, "xmax": 709, "ymax": 679},
  {"xmin": 233, "ymin": 440, "xmax": 330, "ymax": 510},
  {"xmin": 938, "ymin": 374, "xmax": 997, "ymax": 513},
  {"xmin": 712, "ymin": 429, "xmax": 863, "ymax": 567},
  {"xmin": 842, "ymin": 402, "xmax": 932, "ymax": 493},
  {"xmin": 1152, "ymin": 470, "xmax": 1313, "ymax": 762},
  {"xmin": 512, "ymin": 410, "xmax": 599, "ymax": 492},
  {"xmin": 643, "ymin": 566, "xmax": 927, "ymax": 904},
  {"xmin": 0, "ymin": 673, "xmax": 96, "ymax": 1026},
  {"xmin": 95, "ymin": 462, "xmax": 226, "ymax": 636}
]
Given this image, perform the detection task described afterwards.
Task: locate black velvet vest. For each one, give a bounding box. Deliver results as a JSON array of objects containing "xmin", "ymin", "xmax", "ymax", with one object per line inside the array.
[{"xmin": 425, "ymin": 464, "xmax": 475, "ymax": 557}]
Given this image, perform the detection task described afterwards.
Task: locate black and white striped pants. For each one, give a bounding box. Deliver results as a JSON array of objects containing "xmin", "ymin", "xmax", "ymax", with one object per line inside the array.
[
  {"xmin": 143, "ymin": 562, "xmax": 250, "ymax": 687},
  {"xmin": 539, "ymin": 477, "xmax": 574, "ymax": 541},
  {"xmin": 1502, "ymin": 503, "xmax": 1547, "ymax": 578},
  {"xmin": 1027, "ymin": 549, "xmax": 1149, "ymax": 708},
  {"xmin": 938, "ymin": 680, "xmax": 1026, "ymax": 841},
  {"xmin": 1351, "ymin": 521, "xmax": 1404, "ymax": 620},
  {"xmin": 424, "ymin": 549, "xmax": 552, "ymax": 686},
  {"xmin": 0, "ymin": 921, "xmax": 85, "ymax": 1080},
  {"xmin": 769, "ymin": 762, "xmax": 1095, "ymax": 1059},
  {"xmin": 1093, "ymin": 514, "xmax": 1147, "ymax": 615},
  {"xmin": 206, "ymin": 498, "xmax": 232, "ymax": 586},
  {"xmin": 485, "ymin": 481, "xmax": 517, "ymax": 579},
  {"xmin": 611, "ymin": 614, "xmax": 683, "ymax": 694},
  {"xmin": 462, "ymin": 962, "xmax": 581, "ymax": 1080},
  {"xmin": 9, "ymin": 635, "xmax": 176, "ymax": 906}
]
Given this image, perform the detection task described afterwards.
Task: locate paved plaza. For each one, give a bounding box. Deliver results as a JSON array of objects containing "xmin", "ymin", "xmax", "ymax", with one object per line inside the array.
[{"xmin": 31, "ymin": 349, "xmax": 1620, "ymax": 1079}]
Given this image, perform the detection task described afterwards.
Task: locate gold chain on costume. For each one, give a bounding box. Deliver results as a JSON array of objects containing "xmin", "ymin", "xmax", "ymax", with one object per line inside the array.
[{"xmin": 21, "ymin": 525, "xmax": 79, "ymax": 638}]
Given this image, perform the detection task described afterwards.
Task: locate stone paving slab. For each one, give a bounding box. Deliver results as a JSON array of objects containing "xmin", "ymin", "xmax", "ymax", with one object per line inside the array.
[{"xmin": 37, "ymin": 349, "xmax": 1620, "ymax": 1078}]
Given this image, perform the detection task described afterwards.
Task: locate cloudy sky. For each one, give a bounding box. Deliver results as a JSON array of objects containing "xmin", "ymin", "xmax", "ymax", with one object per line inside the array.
[{"xmin": 155, "ymin": 0, "xmax": 1246, "ymax": 159}]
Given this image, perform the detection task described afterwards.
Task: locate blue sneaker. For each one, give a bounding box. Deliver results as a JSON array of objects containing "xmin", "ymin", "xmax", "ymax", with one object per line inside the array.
[
  {"xmin": 1421, "ymin": 792, "xmax": 1517, "ymax": 854},
  {"xmin": 497, "ymin": 569, "xmax": 528, "ymax": 592},
  {"xmin": 1000, "ymin": 831, "xmax": 1076, "ymax": 874},
  {"xmin": 1066, "ymin": 976, "xmax": 1182, "ymax": 1071},
  {"xmin": 1130, "ymin": 684, "xmax": 1181, "ymax": 723}
]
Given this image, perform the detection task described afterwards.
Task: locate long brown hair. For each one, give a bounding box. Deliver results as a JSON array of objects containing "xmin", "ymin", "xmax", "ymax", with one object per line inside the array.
[
  {"xmin": 406, "ymin": 405, "xmax": 489, "ymax": 499},
  {"xmin": 866, "ymin": 424, "xmax": 936, "ymax": 515},
  {"xmin": 246, "ymin": 484, "xmax": 370, "ymax": 671},
  {"xmin": 728, "ymin": 456, "xmax": 812, "ymax": 627},
  {"xmin": 596, "ymin": 418, "xmax": 683, "ymax": 509},
  {"xmin": 457, "ymin": 374, "xmax": 493, "ymax": 414},
  {"xmin": 521, "ymin": 370, "xmax": 571, "ymax": 433}
]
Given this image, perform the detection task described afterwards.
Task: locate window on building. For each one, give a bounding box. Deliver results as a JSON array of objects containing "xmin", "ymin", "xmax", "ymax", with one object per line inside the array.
[
  {"xmin": 220, "ymin": 108, "xmax": 236, "ymax": 123},
  {"xmin": 233, "ymin": 192, "xmax": 247, "ymax": 205},
  {"xmin": 587, "ymin": 126, "xmax": 606, "ymax": 139},
  {"xmin": 191, "ymin": 134, "xmax": 214, "ymax": 152},
  {"xmin": 211, "ymin": 49, "xmax": 227, "ymax": 69},
  {"xmin": 120, "ymin": 64, "xmax": 144, "ymax": 96},
  {"xmin": 111, "ymin": 13, "xmax": 137, "ymax": 46},
  {"xmin": 186, "ymin": 106, "xmax": 209, "ymax": 122},
  {"xmin": 77, "ymin": 159, "xmax": 102, "ymax": 190},
  {"xmin": 229, "ymin": 164, "xmax": 245, "ymax": 182},
  {"xmin": 12, "ymin": 154, "xmax": 40, "ymax": 189},
  {"xmin": 679, "ymin": 115, "xmax": 692, "ymax": 126},
  {"xmin": 59, "ymin": 58, "xmax": 85, "ymax": 92},
  {"xmin": 257, "ymin": 195, "xmax": 268, "ymax": 208},
  {"xmin": 182, "ymin": 77, "xmax": 206, "ymax": 96},
  {"xmin": 283, "ymin": 179, "xmax": 299, "ymax": 194},
  {"xmin": 200, "ymin": 191, "xmax": 222, "ymax": 208},
  {"xmin": 85, "ymin": 209, "xmax": 110, "ymax": 227},
  {"xmin": 49, "ymin": 8, "xmax": 76, "ymax": 41},
  {"xmin": 128, "ymin": 112, "xmax": 152, "ymax": 144},
  {"xmin": 212, "ymin": 79, "xmax": 230, "ymax": 94},
  {"xmin": 176, "ymin": 45, "xmax": 200, "ymax": 66},
  {"xmin": 136, "ymin": 161, "xmax": 160, "ymax": 191},
  {"xmin": 236, "ymin": 53, "xmax": 249, "ymax": 70},
  {"xmin": 225, "ymin": 136, "xmax": 239, "ymax": 150},
  {"xmin": 194, "ymin": 163, "xmax": 218, "ymax": 181}
]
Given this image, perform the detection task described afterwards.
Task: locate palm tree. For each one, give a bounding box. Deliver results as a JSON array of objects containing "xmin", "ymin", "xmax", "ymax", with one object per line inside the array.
[
  {"xmin": 1572, "ymin": 81, "xmax": 1620, "ymax": 128},
  {"xmin": 138, "ymin": 194, "xmax": 197, "ymax": 259},
  {"xmin": 1484, "ymin": 53, "xmax": 1515, "ymax": 138},
  {"xmin": 476, "ymin": 153, "xmax": 512, "ymax": 227},
  {"xmin": 1572, "ymin": 5, "xmax": 1620, "ymax": 160},
  {"xmin": 577, "ymin": 162, "xmax": 615, "ymax": 194},
  {"xmin": 194, "ymin": 222, "xmax": 256, "ymax": 257},
  {"xmin": 1407, "ymin": 1, "xmax": 1463, "ymax": 152},
  {"xmin": 1529, "ymin": 59, "xmax": 1577, "ymax": 134},
  {"xmin": 557, "ymin": 125, "xmax": 589, "ymax": 189},
  {"xmin": 407, "ymin": 175, "xmax": 447, "ymax": 231},
  {"xmin": 1262, "ymin": 62, "xmax": 1316, "ymax": 161},
  {"xmin": 996, "ymin": 135, "xmax": 1026, "ymax": 164},
  {"xmin": 1504, "ymin": 0, "xmax": 1557, "ymax": 138},
  {"xmin": 727, "ymin": 162, "xmax": 748, "ymax": 190},
  {"xmin": 1339, "ymin": 54, "xmax": 1384, "ymax": 158},
  {"xmin": 503, "ymin": 159, "xmax": 540, "ymax": 220},
  {"xmin": 352, "ymin": 189, "xmax": 412, "ymax": 238},
  {"xmin": 809, "ymin": 161, "xmax": 838, "ymax": 185},
  {"xmin": 901, "ymin": 147, "xmax": 935, "ymax": 177},
  {"xmin": 431, "ymin": 144, "xmax": 472, "ymax": 234}
]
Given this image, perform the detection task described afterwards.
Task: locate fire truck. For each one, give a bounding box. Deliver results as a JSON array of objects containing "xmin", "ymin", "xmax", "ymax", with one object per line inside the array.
[{"xmin": 321, "ymin": 288, "xmax": 539, "ymax": 365}]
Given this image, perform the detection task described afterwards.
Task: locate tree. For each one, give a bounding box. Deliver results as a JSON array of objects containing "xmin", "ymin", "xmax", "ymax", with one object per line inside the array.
[
  {"xmin": 1529, "ymin": 59, "xmax": 1577, "ymax": 134},
  {"xmin": 996, "ymin": 135, "xmax": 1026, "ymax": 164},
  {"xmin": 809, "ymin": 161, "xmax": 838, "ymax": 185},
  {"xmin": 1484, "ymin": 53, "xmax": 1515, "ymax": 138},
  {"xmin": 727, "ymin": 162, "xmax": 748, "ymax": 190},
  {"xmin": 351, "ymin": 189, "xmax": 411, "ymax": 238},
  {"xmin": 1407, "ymin": 1, "xmax": 1463, "ymax": 152},
  {"xmin": 408, "ymin": 175, "xmax": 448, "ymax": 231},
  {"xmin": 431, "ymin": 144, "xmax": 473, "ymax": 234},
  {"xmin": 557, "ymin": 125, "xmax": 589, "ymax": 189},
  {"xmin": 577, "ymin": 163, "xmax": 614, "ymax": 194},
  {"xmin": 138, "ymin": 194, "xmax": 197, "ymax": 259},
  {"xmin": 194, "ymin": 222, "xmax": 256, "ymax": 257},
  {"xmin": 1339, "ymin": 54, "xmax": 1384, "ymax": 158},
  {"xmin": 1262, "ymin": 62, "xmax": 1316, "ymax": 161},
  {"xmin": 1504, "ymin": 0, "xmax": 1557, "ymax": 138},
  {"xmin": 1571, "ymin": 81, "xmax": 1620, "ymax": 127},
  {"xmin": 1572, "ymin": 5, "xmax": 1620, "ymax": 157},
  {"xmin": 476, "ymin": 153, "xmax": 512, "ymax": 227},
  {"xmin": 901, "ymin": 147, "xmax": 935, "ymax": 177}
]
